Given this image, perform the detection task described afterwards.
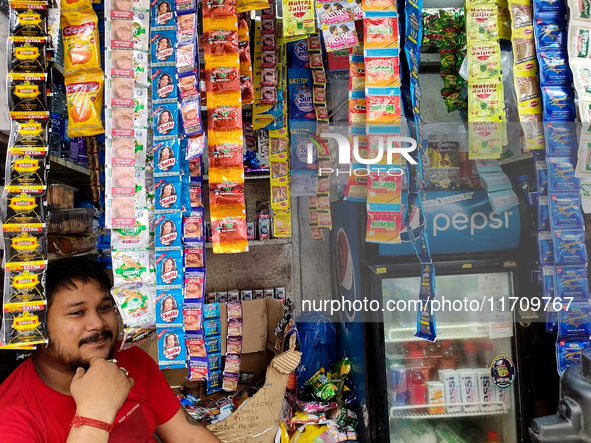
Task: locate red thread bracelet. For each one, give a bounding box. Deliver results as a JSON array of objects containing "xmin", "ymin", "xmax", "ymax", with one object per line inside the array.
[{"xmin": 71, "ymin": 414, "xmax": 114, "ymax": 433}]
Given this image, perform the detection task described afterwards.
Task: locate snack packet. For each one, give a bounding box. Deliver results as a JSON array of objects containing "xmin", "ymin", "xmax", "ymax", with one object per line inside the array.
[
  {"xmin": 65, "ymin": 70, "xmax": 104, "ymax": 137},
  {"xmin": 61, "ymin": 7, "xmax": 101, "ymax": 75}
]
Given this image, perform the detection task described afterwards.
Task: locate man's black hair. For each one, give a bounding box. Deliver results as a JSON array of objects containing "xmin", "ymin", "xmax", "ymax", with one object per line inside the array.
[{"xmin": 46, "ymin": 258, "xmax": 111, "ymax": 308}]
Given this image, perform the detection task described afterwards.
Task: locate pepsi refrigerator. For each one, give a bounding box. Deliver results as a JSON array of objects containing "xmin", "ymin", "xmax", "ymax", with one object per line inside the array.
[{"xmin": 331, "ymin": 190, "xmax": 537, "ymax": 443}]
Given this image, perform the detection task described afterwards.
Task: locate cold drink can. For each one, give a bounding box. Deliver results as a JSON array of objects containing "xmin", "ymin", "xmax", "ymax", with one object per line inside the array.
[
  {"xmin": 475, "ymin": 368, "xmax": 497, "ymax": 411},
  {"xmin": 389, "ymin": 365, "xmax": 408, "ymax": 407},
  {"xmin": 438, "ymin": 369, "xmax": 461, "ymax": 413},
  {"xmin": 457, "ymin": 369, "xmax": 480, "ymax": 412}
]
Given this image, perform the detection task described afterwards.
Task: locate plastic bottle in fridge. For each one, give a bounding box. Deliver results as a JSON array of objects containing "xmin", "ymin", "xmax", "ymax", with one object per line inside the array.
[
  {"xmin": 407, "ymin": 367, "xmax": 427, "ymax": 412},
  {"xmin": 407, "ymin": 349, "xmax": 431, "ymax": 381},
  {"xmin": 438, "ymin": 341, "xmax": 457, "ymax": 370},
  {"xmin": 464, "ymin": 342, "xmax": 479, "ymax": 369},
  {"xmin": 485, "ymin": 430, "xmax": 500, "ymax": 443},
  {"xmin": 479, "ymin": 341, "xmax": 495, "ymax": 368}
]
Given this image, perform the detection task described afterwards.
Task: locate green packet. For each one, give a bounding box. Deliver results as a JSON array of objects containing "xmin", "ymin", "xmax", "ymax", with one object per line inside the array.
[{"xmin": 305, "ymin": 368, "xmax": 339, "ymax": 401}]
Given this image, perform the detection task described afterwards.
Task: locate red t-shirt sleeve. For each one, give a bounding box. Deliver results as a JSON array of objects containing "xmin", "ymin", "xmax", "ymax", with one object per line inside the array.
[{"xmin": 137, "ymin": 348, "xmax": 181, "ymax": 425}]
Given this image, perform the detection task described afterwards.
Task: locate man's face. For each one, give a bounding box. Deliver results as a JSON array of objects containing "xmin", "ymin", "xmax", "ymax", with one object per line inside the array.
[{"xmin": 43, "ymin": 279, "xmax": 117, "ymax": 372}]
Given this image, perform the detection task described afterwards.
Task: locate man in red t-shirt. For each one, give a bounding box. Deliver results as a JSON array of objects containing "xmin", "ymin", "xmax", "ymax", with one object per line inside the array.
[{"xmin": 0, "ymin": 258, "xmax": 221, "ymax": 443}]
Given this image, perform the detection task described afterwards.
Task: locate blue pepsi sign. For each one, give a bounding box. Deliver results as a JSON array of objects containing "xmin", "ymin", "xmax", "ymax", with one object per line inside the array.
[{"xmin": 379, "ymin": 190, "xmax": 522, "ymax": 256}]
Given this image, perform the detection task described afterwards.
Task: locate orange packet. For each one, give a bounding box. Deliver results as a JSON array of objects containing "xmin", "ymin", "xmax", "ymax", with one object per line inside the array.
[
  {"xmin": 65, "ymin": 69, "xmax": 104, "ymax": 137},
  {"xmin": 210, "ymin": 208, "xmax": 248, "ymax": 254},
  {"xmin": 61, "ymin": 7, "xmax": 101, "ymax": 75}
]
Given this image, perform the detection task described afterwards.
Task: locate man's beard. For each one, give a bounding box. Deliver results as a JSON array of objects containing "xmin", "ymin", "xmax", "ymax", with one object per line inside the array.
[{"xmin": 47, "ymin": 329, "xmax": 115, "ymax": 371}]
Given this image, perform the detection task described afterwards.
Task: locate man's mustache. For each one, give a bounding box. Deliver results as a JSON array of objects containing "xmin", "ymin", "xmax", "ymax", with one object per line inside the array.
[{"xmin": 79, "ymin": 330, "xmax": 113, "ymax": 346}]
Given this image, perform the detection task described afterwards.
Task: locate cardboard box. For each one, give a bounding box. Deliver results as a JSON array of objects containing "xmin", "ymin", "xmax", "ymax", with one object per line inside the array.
[
  {"xmin": 142, "ymin": 298, "xmax": 286, "ymax": 388},
  {"xmin": 207, "ymin": 335, "xmax": 301, "ymax": 442}
]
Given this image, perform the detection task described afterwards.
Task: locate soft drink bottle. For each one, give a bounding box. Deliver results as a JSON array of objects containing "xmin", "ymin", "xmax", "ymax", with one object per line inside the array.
[
  {"xmin": 464, "ymin": 343, "xmax": 479, "ymax": 369},
  {"xmin": 438, "ymin": 340, "xmax": 457, "ymax": 370}
]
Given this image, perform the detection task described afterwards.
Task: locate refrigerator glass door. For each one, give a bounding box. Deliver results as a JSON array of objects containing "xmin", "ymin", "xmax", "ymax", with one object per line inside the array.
[{"xmin": 384, "ymin": 272, "xmax": 517, "ymax": 443}]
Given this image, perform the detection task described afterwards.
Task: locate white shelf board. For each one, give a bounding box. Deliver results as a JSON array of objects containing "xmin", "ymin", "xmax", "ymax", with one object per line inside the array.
[
  {"xmin": 390, "ymin": 401, "xmax": 508, "ymax": 419},
  {"xmin": 385, "ymin": 322, "xmax": 490, "ymax": 343}
]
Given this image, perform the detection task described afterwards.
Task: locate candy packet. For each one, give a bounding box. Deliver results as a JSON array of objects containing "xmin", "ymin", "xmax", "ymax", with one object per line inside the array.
[
  {"xmin": 549, "ymin": 193, "xmax": 584, "ymax": 229},
  {"xmin": 152, "ymin": 66, "xmax": 177, "ymax": 103},
  {"xmin": 155, "ymin": 249, "xmax": 183, "ymax": 286},
  {"xmin": 538, "ymin": 51, "xmax": 572, "ymax": 86},
  {"xmin": 158, "ymin": 328, "xmax": 187, "ymax": 369},
  {"xmin": 10, "ymin": 1, "xmax": 48, "ymax": 38},
  {"xmin": 554, "ymin": 265, "xmax": 590, "ymax": 300},
  {"xmin": 183, "ymin": 303, "xmax": 203, "ymax": 334},
  {"xmin": 155, "ymin": 177, "xmax": 182, "ymax": 211},
  {"xmin": 151, "ymin": 29, "xmax": 176, "ymax": 65},
  {"xmin": 534, "ymin": 17, "xmax": 566, "ymax": 51},
  {"xmin": 363, "ymin": 13, "xmax": 399, "ymax": 50},
  {"xmin": 365, "ymin": 87, "xmax": 401, "ymax": 124},
  {"xmin": 61, "ymin": 8, "xmax": 101, "ymax": 75},
  {"xmin": 184, "ymin": 268, "xmax": 205, "ymax": 302},
  {"xmin": 364, "ymin": 51, "xmax": 400, "ymax": 88},
  {"xmin": 9, "ymin": 36, "xmax": 46, "ymax": 74},
  {"xmin": 537, "ymin": 231, "xmax": 554, "ymax": 265},
  {"xmin": 184, "ymin": 243, "xmax": 205, "ymax": 269},
  {"xmin": 553, "ymin": 229, "xmax": 588, "ymax": 265},
  {"xmin": 112, "ymin": 249, "xmax": 150, "ymax": 285},
  {"xmin": 153, "ymin": 103, "xmax": 179, "ymax": 139},
  {"xmin": 113, "ymin": 283, "xmax": 154, "ymax": 326},
  {"xmin": 208, "ymin": 92, "xmax": 243, "ymax": 133},
  {"xmin": 110, "ymin": 207, "xmax": 150, "ymax": 249},
  {"xmin": 558, "ymin": 301, "xmax": 591, "ymax": 340},
  {"xmin": 203, "ymin": 16, "xmax": 239, "ymax": 59},
  {"xmin": 65, "ymin": 70, "xmax": 104, "ymax": 137},
  {"xmin": 545, "ymin": 122, "xmax": 578, "ymax": 157},
  {"xmin": 3, "ymin": 266, "xmax": 46, "ymax": 309},
  {"xmin": 154, "ymin": 212, "xmax": 182, "ymax": 249},
  {"xmin": 7, "ymin": 73, "xmax": 48, "ymax": 120},
  {"xmin": 154, "ymin": 139, "xmax": 181, "ymax": 176},
  {"xmin": 547, "ymin": 157, "xmax": 580, "ymax": 192},
  {"xmin": 151, "ymin": 0, "xmax": 175, "ymax": 28},
  {"xmin": 155, "ymin": 288, "xmax": 183, "ymax": 325},
  {"xmin": 557, "ymin": 339, "xmax": 591, "ymax": 374},
  {"xmin": 541, "ymin": 86, "xmax": 576, "ymax": 121}
]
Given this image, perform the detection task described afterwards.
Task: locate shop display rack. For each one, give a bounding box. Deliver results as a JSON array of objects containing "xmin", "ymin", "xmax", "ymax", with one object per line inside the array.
[
  {"xmin": 203, "ymin": 173, "xmax": 270, "ymax": 181},
  {"xmin": 498, "ymin": 152, "xmax": 534, "ymax": 166},
  {"xmin": 205, "ymin": 238, "xmax": 291, "ymax": 249},
  {"xmin": 49, "ymin": 154, "xmax": 90, "ymax": 176},
  {"xmin": 385, "ymin": 322, "xmax": 490, "ymax": 343},
  {"xmin": 390, "ymin": 401, "xmax": 508, "ymax": 419},
  {"xmin": 48, "ymin": 249, "xmax": 98, "ymax": 262}
]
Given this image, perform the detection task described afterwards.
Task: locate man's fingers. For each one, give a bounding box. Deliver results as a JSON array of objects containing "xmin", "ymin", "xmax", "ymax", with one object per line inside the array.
[
  {"xmin": 127, "ymin": 377, "xmax": 135, "ymax": 390},
  {"xmin": 73, "ymin": 367, "xmax": 86, "ymax": 380}
]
